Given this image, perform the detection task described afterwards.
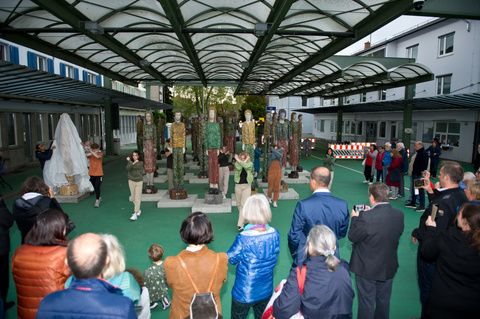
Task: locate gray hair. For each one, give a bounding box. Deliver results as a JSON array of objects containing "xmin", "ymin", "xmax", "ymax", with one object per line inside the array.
[
  {"xmin": 397, "ymin": 142, "xmax": 404, "ymax": 149},
  {"xmin": 242, "ymin": 194, "xmax": 272, "ymax": 225},
  {"xmin": 304, "ymin": 225, "xmax": 340, "ymax": 272}
]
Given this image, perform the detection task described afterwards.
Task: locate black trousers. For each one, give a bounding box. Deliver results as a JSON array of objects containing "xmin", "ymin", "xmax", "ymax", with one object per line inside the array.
[
  {"xmin": 90, "ymin": 176, "xmax": 102, "ymax": 199},
  {"xmin": 364, "ymin": 165, "xmax": 373, "ymax": 182},
  {"xmin": 0, "ymin": 253, "xmax": 9, "ymax": 305}
]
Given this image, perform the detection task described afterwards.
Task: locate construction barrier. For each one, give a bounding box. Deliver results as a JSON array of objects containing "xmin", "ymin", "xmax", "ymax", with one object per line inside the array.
[{"xmin": 329, "ymin": 144, "xmax": 364, "ymax": 159}]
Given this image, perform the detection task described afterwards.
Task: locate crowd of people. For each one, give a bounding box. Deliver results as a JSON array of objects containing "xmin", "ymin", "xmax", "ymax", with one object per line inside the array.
[{"xmin": 1, "ymin": 137, "xmax": 480, "ymax": 319}]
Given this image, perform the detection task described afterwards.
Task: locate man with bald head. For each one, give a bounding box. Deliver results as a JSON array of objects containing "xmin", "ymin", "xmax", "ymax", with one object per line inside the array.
[
  {"xmin": 37, "ymin": 233, "xmax": 136, "ymax": 319},
  {"xmin": 288, "ymin": 166, "xmax": 349, "ymax": 266}
]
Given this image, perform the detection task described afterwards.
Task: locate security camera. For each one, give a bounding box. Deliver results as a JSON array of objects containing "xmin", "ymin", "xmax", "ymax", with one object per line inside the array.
[{"xmin": 413, "ymin": 0, "xmax": 425, "ymax": 11}]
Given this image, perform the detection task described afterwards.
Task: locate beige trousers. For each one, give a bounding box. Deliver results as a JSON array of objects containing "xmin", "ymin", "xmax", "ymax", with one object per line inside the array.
[
  {"xmin": 235, "ymin": 183, "xmax": 251, "ymax": 227},
  {"xmin": 219, "ymin": 166, "xmax": 230, "ymax": 195},
  {"xmin": 328, "ymin": 171, "xmax": 334, "ymax": 190},
  {"xmin": 167, "ymin": 168, "xmax": 174, "ymax": 190},
  {"xmin": 129, "ymin": 180, "xmax": 143, "ymax": 212}
]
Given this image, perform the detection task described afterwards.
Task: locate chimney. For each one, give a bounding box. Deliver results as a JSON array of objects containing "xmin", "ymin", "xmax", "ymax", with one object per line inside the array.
[{"xmin": 364, "ymin": 42, "xmax": 371, "ymax": 49}]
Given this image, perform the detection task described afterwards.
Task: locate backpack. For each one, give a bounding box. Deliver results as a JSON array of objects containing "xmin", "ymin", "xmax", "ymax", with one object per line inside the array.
[{"xmin": 178, "ymin": 254, "xmax": 221, "ymax": 319}]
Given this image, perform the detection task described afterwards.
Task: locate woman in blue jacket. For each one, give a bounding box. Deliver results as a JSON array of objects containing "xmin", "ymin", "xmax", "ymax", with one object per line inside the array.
[
  {"xmin": 426, "ymin": 141, "xmax": 441, "ymax": 178},
  {"xmin": 227, "ymin": 194, "xmax": 280, "ymax": 319}
]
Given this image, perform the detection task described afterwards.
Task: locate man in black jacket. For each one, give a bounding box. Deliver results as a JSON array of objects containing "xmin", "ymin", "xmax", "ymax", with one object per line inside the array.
[
  {"xmin": 35, "ymin": 139, "xmax": 56, "ymax": 170},
  {"xmin": 405, "ymin": 141, "xmax": 429, "ymax": 212},
  {"xmin": 411, "ymin": 161, "xmax": 468, "ymax": 319},
  {"xmin": 348, "ymin": 182, "xmax": 404, "ymax": 319},
  {"xmin": 0, "ymin": 198, "xmax": 15, "ymax": 312}
]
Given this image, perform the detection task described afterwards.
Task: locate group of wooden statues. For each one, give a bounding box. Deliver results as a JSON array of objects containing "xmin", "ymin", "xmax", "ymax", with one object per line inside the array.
[{"xmin": 136, "ymin": 108, "xmax": 303, "ymax": 196}]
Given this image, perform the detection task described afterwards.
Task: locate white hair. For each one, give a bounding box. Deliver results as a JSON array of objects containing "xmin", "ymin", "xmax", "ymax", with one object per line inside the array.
[
  {"xmin": 99, "ymin": 234, "xmax": 126, "ymax": 280},
  {"xmin": 397, "ymin": 142, "xmax": 405, "ymax": 149},
  {"xmin": 242, "ymin": 194, "xmax": 272, "ymax": 225},
  {"xmin": 304, "ymin": 225, "xmax": 340, "ymax": 272}
]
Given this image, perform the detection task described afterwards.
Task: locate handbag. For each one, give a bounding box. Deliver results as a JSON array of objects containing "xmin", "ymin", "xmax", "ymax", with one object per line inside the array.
[
  {"xmin": 178, "ymin": 255, "xmax": 221, "ymax": 319},
  {"xmin": 262, "ymin": 266, "xmax": 307, "ymax": 319}
]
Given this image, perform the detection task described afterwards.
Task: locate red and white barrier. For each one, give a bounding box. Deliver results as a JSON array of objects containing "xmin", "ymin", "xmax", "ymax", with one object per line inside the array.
[{"xmin": 328, "ymin": 144, "xmax": 364, "ymax": 159}]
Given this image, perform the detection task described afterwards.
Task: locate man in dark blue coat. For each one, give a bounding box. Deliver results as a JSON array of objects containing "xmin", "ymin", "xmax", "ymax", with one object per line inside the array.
[
  {"xmin": 35, "ymin": 139, "xmax": 56, "ymax": 170},
  {"xmin": 36, "ymin": 233, "xmax": 136, "ymax": 319},
  {"xmin": 405, "ymin": 141, "xmax": 429, "ymax": 212},
  {"xmin": 288, "ymin": 166, "xmax": 349, "ymax": 266},
  {"xmin": 0, "ymin": 198, "xmax": 14, "ymax": 313},
  {"xmin": 349, "ymin": 182, "xmax": 404, "ymax": 319}
]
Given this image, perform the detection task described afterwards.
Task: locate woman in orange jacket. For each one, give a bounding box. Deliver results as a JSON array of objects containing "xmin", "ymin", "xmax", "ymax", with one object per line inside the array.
[{"xmin": 11, "ymin": 209, "xmax": 71, "ymax": 319}]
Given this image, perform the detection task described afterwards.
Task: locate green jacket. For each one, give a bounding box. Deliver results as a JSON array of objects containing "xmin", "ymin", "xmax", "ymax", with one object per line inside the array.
[
  {"xmin": 323, "ymin": 155, "xmax": 335, "ymax": 172},
  {"xmin": 205, "ymin": 122, "xmax": 221, "ymax": 150},
  {"xmin": 126, "ymin": 160, "xmax": 145, "ymax": 182},
  {"xmin": 234, "ymin": 160, "xmax": 254, "ymax": 184}
]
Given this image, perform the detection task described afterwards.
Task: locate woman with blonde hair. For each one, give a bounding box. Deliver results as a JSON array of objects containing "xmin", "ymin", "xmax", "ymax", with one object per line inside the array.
[
  {"xmin": 228, "ymin": 194, "xmax": 280, "ymax": 319},
  {"xmin": 273, "ymin": 225, "xmax": 354, "ymax": 319}
]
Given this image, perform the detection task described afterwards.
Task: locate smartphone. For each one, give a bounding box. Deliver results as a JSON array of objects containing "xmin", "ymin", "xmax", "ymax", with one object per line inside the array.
[
  {"xmin": 414, "ymin": 179, "xmax": 424, "ymax": 188},
  {"xmin": 354, "ymin": 204, "xmax": 365, "ymax": 212}
]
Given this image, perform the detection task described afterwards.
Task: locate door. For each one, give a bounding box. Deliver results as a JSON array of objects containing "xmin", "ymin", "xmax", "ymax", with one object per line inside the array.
[{"xmin": 365, "ymin": 121, "xmax": 377, "ymax": 143}]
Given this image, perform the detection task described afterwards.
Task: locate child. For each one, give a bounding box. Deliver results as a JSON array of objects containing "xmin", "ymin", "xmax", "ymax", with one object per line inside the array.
[
  {"xmin": 144, "ymin": 244, "xmax": 170, "ymax": 310},
  {"xmin": 86, "ymin": 143, "xmax": 103, "ymax": 207}
]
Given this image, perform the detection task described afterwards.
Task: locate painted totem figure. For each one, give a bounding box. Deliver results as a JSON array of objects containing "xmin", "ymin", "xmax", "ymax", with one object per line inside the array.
[
  {"xmin": 191, "ymin": 116, "xmax": 198, "ymax": 161},
  {"xmin": 242, "ymin": 109, "xmax": 255, "ymax": 162},
  {"xmin": 276, "ymin": 109, "xmax": 289, "ymax": 179},
  {"xmin": 226, "ymin": 115, "xmax": 236, "ymax": 163},
  {"xmin": 143, "ymin": 111, "xmax": 157, "ymax": 192},
  {"xmin": 257, "ymin": 120, "xmax": 264, "ymax": 149},
  {"xmin": 171, "ymin": 111, "xmax": 186, "ymax": 190},
  {"xmin": 272, "ymin": 112, "xmax": 278, "ymax": 145},
  {"xmin": 262, "ymin": 111, "xmax": 272, "ymax": 182},
  {"xmin": 233, "ymin": 113, "xmax": 238, "ymax": 155},
  {"xmin": 156, "ymin": 117, "xmax": 164, "ymax": 160},
  {"xmin": 205, "ymin": 107, "xmax": 222, "ymax": 194},
  {"xmin": 198, "ymin": 113, "xmax": 207, "ymax": 177},
  {"xmin": 298, "ymin": 114, "xmax": 303, "ymax": 152},
  {"xmin": 217, "ymin": 116, "xmax": 224, "ymax": 146},
  {"xmin": 136, "ymin": 115, "xmax": 143, "ymax": 155},
  {"xmin": 289, "ymin": 112, "xmax": 299, "ymax": 176},
  {"xmin": 159, "ymin": 117, "xmax": 166, "ymax": 152}
]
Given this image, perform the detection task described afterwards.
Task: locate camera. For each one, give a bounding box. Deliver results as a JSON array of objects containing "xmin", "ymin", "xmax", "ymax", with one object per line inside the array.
[
  {"xmin": 354, "ymin": 204, "xmax": 365, "ymax": 212},
  {"xmin": 414, "ymin": 179, "xmax": 424, "ymax": 188},
  {"xmin": 413, "ymin": 0, "xmax": 425, "ymax": 11}
]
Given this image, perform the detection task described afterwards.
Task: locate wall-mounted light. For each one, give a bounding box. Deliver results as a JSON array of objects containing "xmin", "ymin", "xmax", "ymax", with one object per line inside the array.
[
  {"xmin": 80, "ymin": 21, "xmax": 104, "ymax": 35},
  {"xmin": 254, "ymin": 23, "xmax": 269, "ymax": 36}
]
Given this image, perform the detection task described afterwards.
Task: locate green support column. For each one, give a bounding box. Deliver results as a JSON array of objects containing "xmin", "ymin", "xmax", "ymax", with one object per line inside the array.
[
  {"xmin": 403, "ymin": 85, "xmax": 414, "ymax": 151},
  {"xmin": 104, "ymin": 97, "xmax": 114, "ymax": 156},
  {"xmin": 336, "ymin": 98, "xmax": 344, "ymax": 143}
]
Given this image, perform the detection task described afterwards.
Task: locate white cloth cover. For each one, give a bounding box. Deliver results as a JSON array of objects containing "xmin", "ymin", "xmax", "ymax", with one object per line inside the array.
[
  {"xmin": 43, "ymin": 113, "xmax": 93, "ymax": 194},
  {"xmin": 136, "ymin": 286, "xmax": 152, "ymax": 319}
]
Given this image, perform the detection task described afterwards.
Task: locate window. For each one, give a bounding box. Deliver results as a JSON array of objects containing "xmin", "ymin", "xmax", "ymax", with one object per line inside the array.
[
  {"xmin": 351, "ymin": 122, "xmax": 356, "ymax": 135},
  {"xmin": 320, "ymin": 120, "xmax": 325, "ymax": 132},
  {"xmin": 366, "ymin": 48, "xmax": 385, "ymax": 58},
  {"xmin": 301, "ymin": 97, "xmax": 307, "ymax": 107},
  {"xmin": 0, "ymin": 43, "xmax": 7, "ymax": 61},
  {"xmin": 435, "ymin": 122, "xmax": 460, "ymax": 147},
  {"xmin": 390, "ymin": 121, "xmax": 397, "ymax": 140},
  {"xmin": 331, "ymin": 98, "xmax": 336, "ymax": 106},
  {"xmin": 36, "ymin": 55, "xmax": 48, "ymax": 71},
  {"xmin": 361, "ymin": 93, "xmax": 367, "ymax": 103},
  {"xmin": 344, "ymin": 96, "xmax": 350, "ymax": 104},
  {"xmin": 357, "ymin": 121, "xmax": 363, "ymax": 135},
  {"xmin": 48, "ymin": 114, "xmax": 55, "ymax": 140},
  {"xmin": 345, "ymin": 121, "xmax": 350, "ymax": 134},
  {"xmin": 422, "ymin": 121, "xmax": 434, "ymax": 143},
  {"xmin": 407, "ymin": 44, "xmax": 419, "ymax": 59},
  {"xmin": 330, "ymin": 120, "xmax": 337, "ymax": 133},
  {"xmin": 7, "ymin": 113, "xmax": 17, "ymax": 146},
  {"xmin": 36, "ymin": 114, "xmax": 44, "ymax": 142},
  {"xmin": 438, "ymin": 33, "xmax": 454, "ymax": 56},
  {"xmin": 378, "ymin": 90, "xmax": 386, "ymax": 101},
  {"xmin": 437, "ymin": 75, "xmax": 452, "ymax": 95},
  {"xmin": 378, "ymin": 121, "xmax": 386, "ymax": 139}
]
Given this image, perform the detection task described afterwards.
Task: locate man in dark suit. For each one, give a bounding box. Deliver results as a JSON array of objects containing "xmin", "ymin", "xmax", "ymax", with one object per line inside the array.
[
  {"xmin": 348, "ymin": 182, "xmax": 404, "ymax": 319},
  {"xmin": 0, "ymin": 198, "xmax": 15, "ymax": 312},
  {"xmin": 288, "ymin": 166, "xmax": 349, "ymax": 266},
  {"xmin": 405, "ymin": 141, "xmax": 429, "ymax": 212}
]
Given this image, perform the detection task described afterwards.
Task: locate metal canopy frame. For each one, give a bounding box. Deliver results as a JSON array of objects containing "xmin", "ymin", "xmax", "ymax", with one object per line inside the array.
[
  {"xmin": 0, "ymin": 61, "xmax": 174, "ymax": 110},
  {"xmin": 1, "ymin": 0, "xmax": 430, "ymax": 98}
]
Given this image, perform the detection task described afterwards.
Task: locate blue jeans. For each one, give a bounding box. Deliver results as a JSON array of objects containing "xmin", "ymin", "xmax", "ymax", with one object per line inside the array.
[
  {"xmin": 376, "ymin": 170, "xmax": 383, "ymax": 182},
  {"xmin": 231, "ymin": 296, "xmax": 270, "ymax": 319},
  {"xmin": 410, "ymin": 175, "xmax": 425, "ymax": 207},
  {"xmin": 382, "ymin": 166, "xmax": 388, "ymax": 185},
  {"xmin": 417, "ymin": 245, "xmax": 436, "ymax": 319}
]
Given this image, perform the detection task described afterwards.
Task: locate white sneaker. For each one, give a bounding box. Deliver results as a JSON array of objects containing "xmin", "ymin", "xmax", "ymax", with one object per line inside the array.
[
  {"xmin": 222, "ymin": 192, "xmax": 226, "ymax": 199},
  {"xmin": 368, "ymin": 182, "xmax": 373, "ymax": 185},
  {"xmin": 363, "ymin": 180, "xmax": 369, "ymax": 184},
  {"xmin": 273, "ymin": 202, "xmax": 278, "ymax": 208},
  {"xmin": 268, "ymin": 197, "xmax": 272, "ymax": 204},
  {"xmin": 136, "ymin": 210, "xmax": 141, "ymax": 216},
  {"xmin": 130, "ymin": 213, "xmax": 138, "ymax": 221},
  {"xmin": 94, "ymin": 200, "xmax": 100, "ymax": 208}
]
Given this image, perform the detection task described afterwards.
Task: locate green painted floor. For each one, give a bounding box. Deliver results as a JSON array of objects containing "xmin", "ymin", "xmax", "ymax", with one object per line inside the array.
[{"xmin": 4, "ymin": 143, "xmax": 473, "ymax": 319}]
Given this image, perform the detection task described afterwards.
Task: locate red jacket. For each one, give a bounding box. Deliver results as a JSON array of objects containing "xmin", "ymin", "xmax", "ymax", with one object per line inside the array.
[
  {"xmin": 12, "ymin": 244, "xmax": 71, "ymax": 319},
  {"xmin": 387, "ymin": 157, "xmax": 403, "ymax": 187},
  {"xmin": 375, "ymin": 151, "xmax": 384, "ymax": 170}
]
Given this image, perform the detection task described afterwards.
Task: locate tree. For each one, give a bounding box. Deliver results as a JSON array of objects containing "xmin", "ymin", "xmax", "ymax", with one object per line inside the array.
[
  {"xmin": 240, "ymin": 94, "xmax": 267, "ymax": 121},
  {"xmin": 171, "ymin": 86, "xmax": 242, "ymax": 118}
]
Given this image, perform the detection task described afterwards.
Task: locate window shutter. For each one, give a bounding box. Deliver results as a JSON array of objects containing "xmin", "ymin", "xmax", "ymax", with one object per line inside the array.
[
  {"xmin": 60, "ymin": 63, "xmax": 66, "ymax": 76},
  {"xmin": 27, "ymin": 51, "xmax": 36, "ymax": 68},
  {"xmin": 96, "ymin": 75, "xmax": 102, "ymax": 86},
  {"xmin": 74, "ymin": 68, "xmax": 79, "ymax": 80},
  {"xmin": 82, "ymin": 70, "xmax": 88, "ymax": 82},
  {"xmin": 47, "ymin": 58, "xmax": 54, "ymax": 73},
  {"xmin": 9, "ymin": 46, "xmax": 19, "ymax": 64}
]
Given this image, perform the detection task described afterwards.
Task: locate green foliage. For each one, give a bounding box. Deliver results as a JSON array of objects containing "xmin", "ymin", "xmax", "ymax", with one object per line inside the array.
[
  {"xmin": 240, "ymin": 94, "xmax": 267, "ymax": 121},
  {"xmin": 171, "ymin": 86, "xmax": 243, "ymax": 118},
  {"xmin": 152, "ymin": 110, "xmax": 166, "ymax": 125}
]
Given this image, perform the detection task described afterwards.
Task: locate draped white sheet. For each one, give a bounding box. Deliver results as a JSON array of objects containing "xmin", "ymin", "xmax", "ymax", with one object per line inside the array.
[{"xmin": 43, "ymin": 113, "xmax": 93, "ymax": 194}]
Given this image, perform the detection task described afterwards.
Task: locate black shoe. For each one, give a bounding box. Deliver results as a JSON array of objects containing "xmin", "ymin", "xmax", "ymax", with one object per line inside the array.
[
  {"xmin": 161, "ymin": 297, "xmax": 171, "ymax": 310},
  {"xmin": 150, "ymin": 302, "xmax": 158, "ymax": 310},
  {"xmin": 214, "ymin": 188, "xmax": 219, "ymax": 195},
  {"xmin": 208, "ymin": 188, "xmax": 214, "ymax": 194},
  {"xmin": 414, "ymin": 206, "xmax": 425, "ymax": 212},
  {"xmin": 238, "ymin": 226, "xmax": 244, "ymax": 232},
  {"xmin": 405, "ymin": 202, "xmax": 417, "ymax": 208},
  {"xmin": 178, "ymin": 185, "xmax": 184, "ymax": 191}
]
